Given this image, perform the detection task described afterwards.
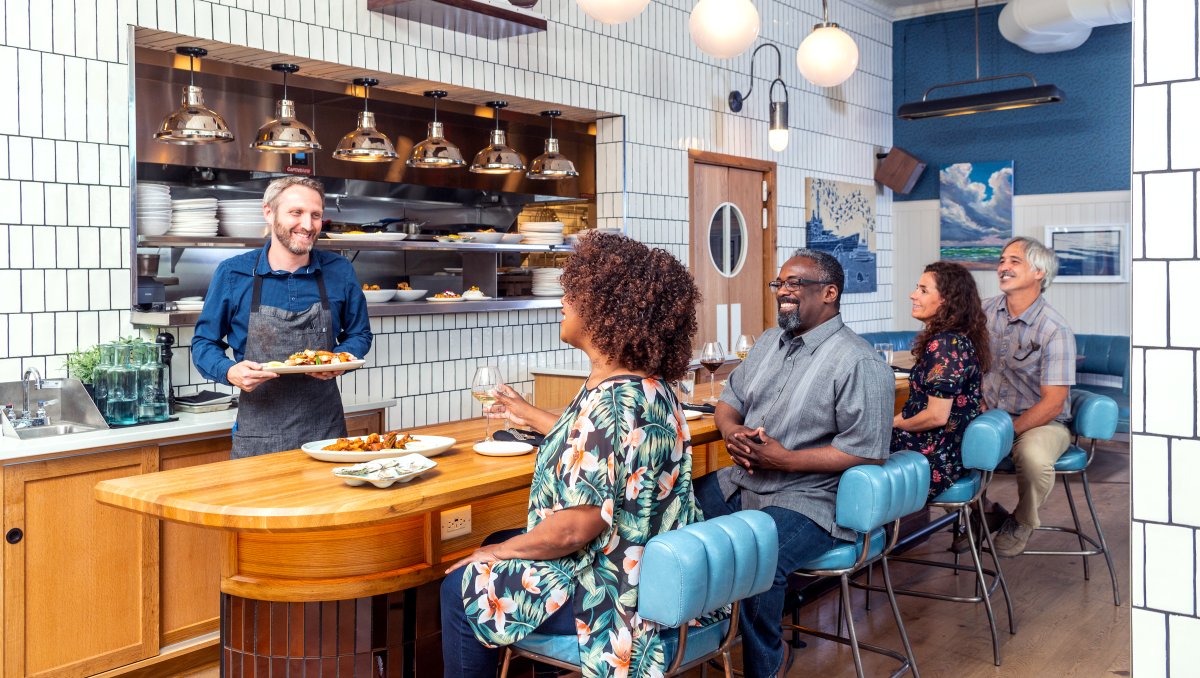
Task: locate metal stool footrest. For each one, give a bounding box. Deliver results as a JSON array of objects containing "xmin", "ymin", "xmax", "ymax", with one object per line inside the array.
[{"xmin": 783, "ymin": 622, "xmax": 914, "ymax": 678}]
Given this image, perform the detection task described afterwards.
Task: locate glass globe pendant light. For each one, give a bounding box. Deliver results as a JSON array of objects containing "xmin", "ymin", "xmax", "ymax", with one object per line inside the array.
[
  {"xmin": 689, "ymin": 0, "xmax": 760, "ymax": 59},
  {"xmin": 251, "ymin": 64, "xmax": 321, "ymax": 153},
  {"xmin": 153, "ymin": 46, "xmax": 234, "ymax": 145},
  {"xmin": 469, "ymin": 101, "xmax": 525, "ymax": 175},
  {"xmin": 526, "ymin": 111, "xmax": 579, "ymax": 180},
  {"xmin": 408, "ymin": 90, "xmax": 466, "ymax": 169},
  {"xmin": 797, "ymin": 0, "xmax": 859, "ymax": 87},
  {"xmin": 333, "ymin": 78, "xmax": 398, "ymax": 162},
  {"xmin": 577, "ymin": 0, "xmax": 650, "ymax": 25}
]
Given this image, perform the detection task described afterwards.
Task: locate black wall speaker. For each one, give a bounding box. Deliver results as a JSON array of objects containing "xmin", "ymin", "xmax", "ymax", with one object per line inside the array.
[{"xmin": 875, "ymin": 147, "xmax": 926, "ymax": 195}]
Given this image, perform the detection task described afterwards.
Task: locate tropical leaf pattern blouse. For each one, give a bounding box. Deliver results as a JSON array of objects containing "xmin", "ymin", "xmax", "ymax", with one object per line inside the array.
[
  {"xmin": 457, "ymin": 376, "xmax": 709, "ymax": 678},
  {"xmin": 891, "ymin": 332, "xmax": 984, "ymax": 498}
]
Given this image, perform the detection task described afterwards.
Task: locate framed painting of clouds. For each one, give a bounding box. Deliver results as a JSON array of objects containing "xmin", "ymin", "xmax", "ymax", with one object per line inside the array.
[
  {"xmin": 939, "ymin": 161, "xmax": 1014, "ymax": 270},
  {"xmin": 1044, "ymin": 224, "xmax": 1130, "ymax": 283}
]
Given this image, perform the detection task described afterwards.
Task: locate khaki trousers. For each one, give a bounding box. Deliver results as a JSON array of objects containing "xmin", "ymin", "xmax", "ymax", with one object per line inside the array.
[{"xmin": 1010, "ymin": 421, "xmax": 1072, "ymax": 529}]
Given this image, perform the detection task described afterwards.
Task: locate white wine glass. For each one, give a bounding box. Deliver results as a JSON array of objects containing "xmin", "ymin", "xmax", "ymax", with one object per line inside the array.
[
  {"xmin": 699, "ymin": 341, "xmax": 724, "ymax": 402},
  {"xmin": 471, "ymin": 366, "xmax": 503, "ymax": 441},
  {"xmin": 734, "ymin": 334, "xmax": 755, "ymax": 361}
]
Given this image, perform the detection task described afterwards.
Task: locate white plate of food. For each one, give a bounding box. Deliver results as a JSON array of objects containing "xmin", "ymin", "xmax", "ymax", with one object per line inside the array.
[
  {"xmin": 427, "ymin": 293, "xmax": 463, "ymax": 302},
  {"xmin": 394, "ymin": 289, "xmax": 427, "ymax": 302},
  {"xmin": 303, "ymin": 434, "xmax": 457, "ymax": 462},
  {"xmin": 473, "ymin": 440, "xmax": 534, "ymax": 457},
  {"xmin": 461, "ymin": 231, "xmax": 504, "ymax": 243},
  {"xmin": 332, "ymin": 453, "xmax": 438, "ymax": 487},
  {"xmin": 434, "ymin": 235, "xmax": 474, "ymax": 243},
  {"xmin": 262, "ymin": 360, "xmax": 365, "ymax": 374},
  {"xmin": 362, "ymin": 289, "xmax": 395, "ymax": 303},
  {"xmin": 326, "ymin": 232, "xmax": 409, "ymax": 241},
  {"xmin": 261, "ymin": 350, "xmax": 365, "ymax": 373}
]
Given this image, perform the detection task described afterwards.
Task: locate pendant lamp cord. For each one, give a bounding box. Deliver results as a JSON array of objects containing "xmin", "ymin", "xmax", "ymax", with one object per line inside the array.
[
  {"xmin": 188, "ymin": 54, "xmax": 195, "ymax": 88},
  {"xmin": 973, "ymin": 0, "xmax": 980, "ymax": 80},
  {"xmin": 363, "ymin": 84, "xmax": 370, "ymax": 113},
  {"xmin": 822, "ymin": 0, "xmax": 829, "ymax": 25}
]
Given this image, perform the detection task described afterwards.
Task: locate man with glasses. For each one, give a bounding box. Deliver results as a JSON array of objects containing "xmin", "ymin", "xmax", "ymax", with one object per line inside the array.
[
  {"xmin": 693, "ymin": 249, "xmax": 894, "ymax": 678},
  {"xmin": 984, "ymin": 236, "xmax": 1076, "ymax": 557}
]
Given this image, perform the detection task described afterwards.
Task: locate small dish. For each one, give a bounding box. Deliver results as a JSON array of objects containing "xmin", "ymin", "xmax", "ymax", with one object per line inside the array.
[
  {"xmin": 462, "ymin": 231, "xmax": 504, "ymax": 243},
  {"xmin": 473, "ymin": 440, "xmax": 534, "ymax": 457},
  {"xmin": 332, "ymin": 453, "xmax": 437, "ymax": 488},
  {"xmin": 500, "ymin": 233, "xmax": 524, "ymax": 244},
  {"xmin": 682, "ymin": 410, "xmax": 704, "ymax": 420},
  {"xmin": 427, "ymin": 296, "xmax": 465, "ymax": 303},
  {"xmin": 394, "ymin": 289, "xmax": 427, "ymax": 302},
  {"xmin": 435, "ymin": 235, "xmax": 474, "ymax": 243},
  {"xmin": 362, "ymin": 289, "xmax": 395, "ymax": 303}
]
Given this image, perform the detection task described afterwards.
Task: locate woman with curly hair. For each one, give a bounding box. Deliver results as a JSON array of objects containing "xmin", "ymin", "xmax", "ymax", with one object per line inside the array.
[
  {"xmin": 440, "ymin": 232, "xmax": 710, "ymax": 678},
  {"xmin": 891, "ymin": 261, "xmax": 992, "ymax": 499}
]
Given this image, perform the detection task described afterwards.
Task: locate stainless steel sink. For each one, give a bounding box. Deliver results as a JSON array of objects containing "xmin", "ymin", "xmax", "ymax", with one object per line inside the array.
[{"xmin": 14, "ymin": 423, "xmax": 103, "ymax": 440}]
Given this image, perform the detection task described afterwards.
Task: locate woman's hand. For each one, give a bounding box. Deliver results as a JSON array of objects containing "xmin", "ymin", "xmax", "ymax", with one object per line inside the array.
[
  {"xmin": 486, "ymin": 384, "xmax": 557, "ymax": 433},
  {"xmin": 445, "ymin": 545, "xmax": 506, "ymax": 574}
]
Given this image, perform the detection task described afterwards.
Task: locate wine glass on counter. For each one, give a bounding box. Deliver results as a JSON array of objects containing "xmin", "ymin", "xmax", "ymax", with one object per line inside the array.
[
  {"xmin": 471, "ymin": 365, "xmax": 503, "ymax": 442},
  {"xmin": 734, "ymin": 334, "xmax": 755, "ymax": 361},
  {"xmin": 699, "ymin": 341, "xmax": 724, "ymax": 402}
]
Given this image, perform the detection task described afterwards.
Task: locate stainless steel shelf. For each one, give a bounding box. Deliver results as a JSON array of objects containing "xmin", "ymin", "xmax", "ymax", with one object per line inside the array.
[
  {"xmin": 130, "ymin": 296, "xmax": 564, "ymax": 327},
  {"xmin": 137, "ymin": 236, "xmax": 574, "ymax": 253}
]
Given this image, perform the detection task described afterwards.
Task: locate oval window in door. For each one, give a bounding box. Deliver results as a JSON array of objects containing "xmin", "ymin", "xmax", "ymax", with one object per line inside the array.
[{"xmin": 707, "ymin": 202, "xmax": 748, "ymax": 278}]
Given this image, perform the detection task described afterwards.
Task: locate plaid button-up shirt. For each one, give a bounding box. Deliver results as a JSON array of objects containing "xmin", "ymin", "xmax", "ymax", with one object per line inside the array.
[{"xmin": 981, "ymin": 294, "xmax": 1076, "ymax": 421}]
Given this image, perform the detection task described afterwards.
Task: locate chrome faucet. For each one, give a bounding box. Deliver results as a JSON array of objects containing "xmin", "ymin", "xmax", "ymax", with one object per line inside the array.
[{"xmin": 19, "ymin": 368, "xmax": 46, "ymax": 427}]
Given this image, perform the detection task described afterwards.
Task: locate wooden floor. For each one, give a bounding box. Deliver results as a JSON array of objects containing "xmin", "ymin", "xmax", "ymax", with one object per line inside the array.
[{"xmin": 176, "ymin": 440, "xmax": 1130, "ymax": 678}]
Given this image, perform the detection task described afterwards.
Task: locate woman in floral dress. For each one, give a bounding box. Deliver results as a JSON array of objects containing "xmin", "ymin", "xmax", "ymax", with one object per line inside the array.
[
  {"xmin": 891, "ymin": 261, "xmax": 991, "ymax": 498},
  {"xmin": 440, "ymin": 232, "xmax": 708, "ymax": 678}
]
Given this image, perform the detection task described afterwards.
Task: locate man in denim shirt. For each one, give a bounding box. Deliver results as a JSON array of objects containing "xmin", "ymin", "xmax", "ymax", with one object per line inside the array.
[
  {"xmin": 694, "ymin": 248, "xmax": 894, "ymax": 678},
  {"xmin": 983, "ymin": 236, "xmax": 1076, "ymax": 556}
]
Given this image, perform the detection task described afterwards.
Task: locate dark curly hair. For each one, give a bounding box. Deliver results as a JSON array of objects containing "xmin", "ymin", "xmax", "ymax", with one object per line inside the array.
[
  {"xmin": 558, "ymin": 232, "xmax": 700, "ymax": 381},
  {"xmin": 911, "ymin": 261, "xmax": 992, "ymax": 373}
]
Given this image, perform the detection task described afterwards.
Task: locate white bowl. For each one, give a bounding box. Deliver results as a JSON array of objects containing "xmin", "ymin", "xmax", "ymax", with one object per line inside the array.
[
  {"xmin": 362, "ymin": 289, "xmax": 395, "ymax": 303},
  {"xmin": 500, "ymin": 233, "xmax": 524, "ymax": 243},
  {"xmin": 462, "ymin": 231, "xmax": 504, "ymax": 243},
  {"xmin": 139, "ymin": 219, "xmax": 171, "ymax": 236},
  {"xmin": 394, "ymin": 289, "xmax": 427, "ymax": 302}
]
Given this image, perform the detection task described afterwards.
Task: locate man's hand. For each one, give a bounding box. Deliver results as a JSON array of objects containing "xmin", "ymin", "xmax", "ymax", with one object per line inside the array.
[
  {"xmin": 227, "ymin": 361, "xmax": 279, "ymax": 392},
  {"xmin": 722, "ymin": 424, "xmax": 759, "ymax": 457},
  {"xmin": 730, "ymin": 427, "xmax": 794, "ymax": 473}
]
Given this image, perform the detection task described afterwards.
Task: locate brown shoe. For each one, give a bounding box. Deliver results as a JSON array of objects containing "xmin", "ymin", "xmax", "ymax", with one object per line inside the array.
[{"xmin": 992, "ymin": 517, "xmax": 1035, "ymax": 557}]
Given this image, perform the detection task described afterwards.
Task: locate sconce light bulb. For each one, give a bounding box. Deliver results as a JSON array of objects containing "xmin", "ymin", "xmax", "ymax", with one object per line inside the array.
[
  {"xmin": 769, "ymin": 128, "xmax": 789, "ymax": 152},
  {"xmin": 769, "ymin": 100, "xmax": 789, "ymax": 152}
]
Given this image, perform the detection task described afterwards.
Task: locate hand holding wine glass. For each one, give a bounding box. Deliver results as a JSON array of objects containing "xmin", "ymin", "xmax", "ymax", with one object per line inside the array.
[
  {"xmin": 700, "ymin": 341, "xmax": 724, "ymax": 402},
  {"xmin": 471, "ymin": 366, "xmax": 503, "ymax": 442},
  {"xmin": 734, "ymin": 334, "xmax": 755, "ymax": 360}
]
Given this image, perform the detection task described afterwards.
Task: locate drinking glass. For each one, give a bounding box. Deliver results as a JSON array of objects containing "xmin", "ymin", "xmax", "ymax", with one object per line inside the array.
[
  {"xmin": 471, "ymin": 366, "xmax": 504, "ymax": 441},
  {"xmin": 673, "ymin": 370, "xmax": 696, "ymax": 403},
  {"xmin": 699, "ymin": 342, "xmax": 724, "ymax": 402},
  {"xmin": 734, "ymin": 334, "xmax": 755, "ymax": 361},
  {"xmin": 874, "ymin": 342, "xmax": 895, "ymax": 366}
]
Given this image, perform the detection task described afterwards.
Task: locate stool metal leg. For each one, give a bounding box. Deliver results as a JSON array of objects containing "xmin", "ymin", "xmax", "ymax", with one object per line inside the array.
[
  {"xmin": 976, "ymin": 499, "xmax": 1016, "ymax": 635},
  {"xmin": 963, "ymin": 504, "xmax": 1002, "ymax": 666},
  {"xmin": 865, "ymin": 563, "xmax": 874, "ymax": 611},
  {"xmin": 1061, "ymin": 475, "xmax": 1091, "ymax": 581},
  {"xmin": 880, "ymin": 557, "xmax": 920, "ymax": 678},
  {"xmin": 840, "ymin": 573, "xmax": 867, "ymax": 678},
  {"xmin": 1082, "ymin": 471, "xmax": 1121, "ymax": 606}
]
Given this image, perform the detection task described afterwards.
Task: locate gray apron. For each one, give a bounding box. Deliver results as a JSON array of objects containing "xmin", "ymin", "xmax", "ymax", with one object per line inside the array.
[{"xmin": 231, "ymin": 255, "xmax": 347, "ymax": 459}]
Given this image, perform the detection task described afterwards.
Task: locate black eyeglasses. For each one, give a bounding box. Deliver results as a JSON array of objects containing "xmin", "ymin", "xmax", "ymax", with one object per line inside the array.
[{"xmin": 768, "ymin": 278, "xmax": 832, "ymax": 292}]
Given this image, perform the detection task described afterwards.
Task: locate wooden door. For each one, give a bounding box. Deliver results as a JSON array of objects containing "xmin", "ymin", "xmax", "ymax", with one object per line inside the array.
[
  {"xmin": 3, "ymin": 447, "xmax": 159, "ymax": 678},
  {"xmin": 689, "ymin": 150, "xmax": 777, "ymax": 352}
]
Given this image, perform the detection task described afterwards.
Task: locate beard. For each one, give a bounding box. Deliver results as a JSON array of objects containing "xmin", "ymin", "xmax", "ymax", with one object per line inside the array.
[
  {"xmin": 272, "ymin": 218, "xmax": 315, "ymax": 255},
  {"xmin": 777, "ymin": 304, "xmax": 803, "ymax": 334}
]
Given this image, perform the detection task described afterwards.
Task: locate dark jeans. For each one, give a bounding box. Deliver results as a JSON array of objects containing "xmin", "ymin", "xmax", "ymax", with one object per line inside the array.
[
  {"xmin": 440, "ymin": 529, "xmax": 577, "ymax": 678},
  {"xmin": 694, "ymin": 473, "xmax": 840, "ymax": 678}
]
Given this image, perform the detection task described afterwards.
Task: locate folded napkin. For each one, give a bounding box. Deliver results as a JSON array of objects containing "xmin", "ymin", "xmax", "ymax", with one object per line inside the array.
[
  {"xmin": 493, "ymin": 428, "xmax": 545, "ymax": 446},
  {"xmin": 175, "ymin": 390, "xmax": 234, "ymax": 406},
  {"xmin": 682, "ymin": 402, "xmax": 716, "ymax": 414}
]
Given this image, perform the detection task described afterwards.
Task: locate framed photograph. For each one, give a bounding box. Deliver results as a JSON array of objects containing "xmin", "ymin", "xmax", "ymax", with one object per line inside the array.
[
  {"xmin": 939, "ymin": 161, "xmax": 1014, "ymax": 270},
  {"xmin": 1044, "ymin": 224, "xmax": 1129, "ymax": 283}
]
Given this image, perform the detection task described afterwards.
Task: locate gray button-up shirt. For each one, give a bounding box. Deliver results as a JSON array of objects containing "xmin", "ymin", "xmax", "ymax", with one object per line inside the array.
[
  {"xmin": 715, "ymin": 315, "xmax": 894, "ymax": 541},
  {"xmin": 982, "ymin": 294, "xmax": 1075, "ymax": 421}
]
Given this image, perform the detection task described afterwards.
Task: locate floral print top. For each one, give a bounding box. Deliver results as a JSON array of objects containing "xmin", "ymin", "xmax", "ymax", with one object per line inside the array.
[
  {"xmin": 458, "ymin": 376, "xmax": 709, "ymax": 678},
  {"xmin": 891, "ymin": 332, "xmax": 984, "ymax": 498}
]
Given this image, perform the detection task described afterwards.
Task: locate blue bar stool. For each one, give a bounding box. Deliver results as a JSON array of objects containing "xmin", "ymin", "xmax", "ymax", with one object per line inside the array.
[
  {"xmin": 862, "ymin": 409, "xmax": 1017, "ymax": 666},
  {"xmin": 785, "ymin": 450, "xmax": 930, "ymax": 678},
  {"xmin": 996, "ymin": 389, "xmax": 1122, "ymax": 606},
  {"xmin": 498, "ymin": 510, "xmax": 779, "ymax": 677}
]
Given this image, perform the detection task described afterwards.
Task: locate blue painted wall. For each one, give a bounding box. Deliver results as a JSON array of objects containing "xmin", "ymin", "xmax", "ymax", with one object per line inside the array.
[{"xmin": 892, "ymin": 5, "xmax": 1131, "ymax": 201}]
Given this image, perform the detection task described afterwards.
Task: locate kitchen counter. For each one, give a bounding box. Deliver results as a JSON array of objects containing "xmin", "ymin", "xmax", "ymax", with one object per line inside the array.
[{"xmin": 0, "ymin": 395, "xmax": 395, "ymax": 462}]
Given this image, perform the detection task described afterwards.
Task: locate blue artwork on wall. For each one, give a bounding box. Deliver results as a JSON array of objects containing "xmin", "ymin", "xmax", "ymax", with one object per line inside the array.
[
  {"xmin": 939, "ymin": 160, "xmax": 1014, "ymax": 270},
  {"xmin": 804, "ymin": 178, "xmax": 877, "ymax": 293}
]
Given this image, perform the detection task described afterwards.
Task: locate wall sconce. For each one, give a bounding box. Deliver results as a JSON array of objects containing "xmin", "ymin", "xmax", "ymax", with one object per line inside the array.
[
  {"xmin": 728, "ymin": 43, "xmax": 789, "ymax": 152},
  {"xmin": 796, "ymin": 0, "xmax": 859, "ymax": 87}
]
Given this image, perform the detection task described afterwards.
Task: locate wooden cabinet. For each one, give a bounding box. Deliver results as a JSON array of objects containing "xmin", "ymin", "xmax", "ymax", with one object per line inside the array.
[
  {"xmin": 344, "ymin": 410, "xmax": 385, "ymax": 438},
  {"xmin": 2, "ymin": 447, "xmax": 160, "ymax": 678}
]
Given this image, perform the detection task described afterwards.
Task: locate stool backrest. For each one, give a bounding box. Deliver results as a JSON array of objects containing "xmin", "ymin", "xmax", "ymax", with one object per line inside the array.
[
  {"xmin": 1070, "ymin": 390, "xmax": 1119, "ymax": 441},
  {"xmin": 835, "ymin": 450, "xmax": 930, "ymax": 534},
  {"xmin": 962, "ymin": 410, "xmax": 1015, "ymax": 471},
  {"xmin": 637, "ymin": 511, "xmax": 778, "ymax": 628}
]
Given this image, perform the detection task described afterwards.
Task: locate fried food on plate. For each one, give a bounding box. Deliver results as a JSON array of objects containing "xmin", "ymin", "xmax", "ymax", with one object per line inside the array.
[
  {"xmin": 323, "ymin": 431, "xmax": 416, "ymax": 452},
  {"xmin": 280, "ymin": 349, "xmax": 358, "ymax": 366}
]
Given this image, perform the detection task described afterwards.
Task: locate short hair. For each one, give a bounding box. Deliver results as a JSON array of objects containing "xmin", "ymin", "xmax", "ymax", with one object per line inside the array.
[
  {"xmin": 792, "ymin": 248, "xmax": 844, "ymax": 309},
  {"xmin": 559, "ymin": 232, "xmax": 700, "ymax": 381},
  {"xmin": 263, "ymin": 176, "xmax": 325, "ymax": 212},
  {"xmin": 1004, "ymin": 236, "xmax": 1058, "ymax": 291}
]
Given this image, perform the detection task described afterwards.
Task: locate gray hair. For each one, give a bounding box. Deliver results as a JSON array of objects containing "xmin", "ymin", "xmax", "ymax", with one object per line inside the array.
[
  {"xmin": 1004, "ymin": 236, "xmax": 1058, "ymax": 291},
  {"xmin": 263, "ymin": 176, "xmax": 325, "ymax": 212}
]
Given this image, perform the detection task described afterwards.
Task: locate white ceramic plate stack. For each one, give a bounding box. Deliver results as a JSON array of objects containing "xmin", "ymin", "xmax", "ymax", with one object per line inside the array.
[
  {"xmin": 136, "ymin": 184, "xmax": 172, "ymax": 236},
  {"xmin": 595, "ymin": 226, "xmax": 623, "ymax": 236},
  {"xmin": 173, "ymin": 297, "xmax": 205, "ymax": 313},
  {"xmin": 520, "ymin": 221, "xmax": 565, "ymax": 246},
  {"xmin": 532, "ymin": 267, "xmax": 564, "ymax": 297},
  {"xmin": 217, "ymin": 199, "xmax": 267, "ymax": 238},
  {"xmin": 170, "ymin": 198, "xmax": 219, "ymax": 237}
]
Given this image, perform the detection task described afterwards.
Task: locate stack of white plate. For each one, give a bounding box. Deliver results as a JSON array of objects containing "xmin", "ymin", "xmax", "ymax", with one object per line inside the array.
[
  {"xmin": 217, "ymin": 199, "xmax": 267, "ymax": 238},
  {"xmin": 520, "ymin": 221, "xmax": 565, "ymax": 245},
  {"xmin": 170, "ymin": 198, "xmax": 219, "ymax": 237},
  {"xmin": 595, "ymin": 225, "xmax": 623, "ymax": 236},
  {"xmin": 136, "ymin": 184, "xmax": 172, "ymax": 236},
  {"xmin": 532, "ymin": 267, "xmax": 564, "ymax": 297},
  {"xmin": 174, "ymin": 296, "xmax": 205, "ymax": 312}
]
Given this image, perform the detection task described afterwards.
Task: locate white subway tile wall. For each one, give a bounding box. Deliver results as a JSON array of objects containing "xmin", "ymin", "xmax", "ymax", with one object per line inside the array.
[
  {"xmin": 0, "ymin": 0, "xmax": 895, "ymax": 429},
  {"xmin": 1133, "ymin": 0, "xmax": 1200, "ymax": 672}
]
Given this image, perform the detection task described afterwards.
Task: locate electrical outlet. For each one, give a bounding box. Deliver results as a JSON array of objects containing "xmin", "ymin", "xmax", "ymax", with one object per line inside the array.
[{"xmin": 440, "ymin": 505, "xmax": 472, "ymax": 540}]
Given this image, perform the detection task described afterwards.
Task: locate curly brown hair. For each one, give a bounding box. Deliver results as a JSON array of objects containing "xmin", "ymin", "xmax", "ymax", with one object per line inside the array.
[
  {"xmin": 911, "ymin": 261, "xmax": 992, "ymax": 373},
  {"xmin": 558, "ymin": 232, "xmax": 700, "ymax": 381}
]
